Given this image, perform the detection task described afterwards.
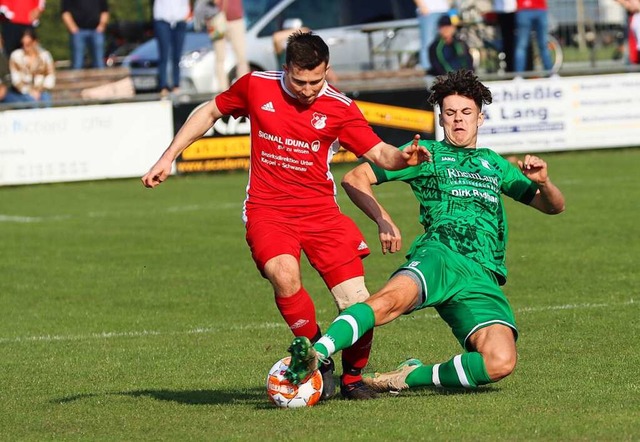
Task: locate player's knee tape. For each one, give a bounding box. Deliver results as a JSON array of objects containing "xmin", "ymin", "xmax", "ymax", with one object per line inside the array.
[{"xmin": 330, "ymin": 276, "xmax": 370, "ymax": 311}]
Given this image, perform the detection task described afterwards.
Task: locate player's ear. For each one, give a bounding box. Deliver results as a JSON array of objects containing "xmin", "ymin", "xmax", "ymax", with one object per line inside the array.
[{"xmin": 477, "ymin": 111, "xmax": 485, "ymax": 128}]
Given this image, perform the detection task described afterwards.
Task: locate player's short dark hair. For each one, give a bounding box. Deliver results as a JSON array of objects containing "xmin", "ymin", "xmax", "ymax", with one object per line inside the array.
[
  {"xmin": 285, "ymin": 31, "xmax": 330, "ymax": 70},
  {"xmin": 428, "ymin": 69, "xmax": 492, "ymax": 110}
]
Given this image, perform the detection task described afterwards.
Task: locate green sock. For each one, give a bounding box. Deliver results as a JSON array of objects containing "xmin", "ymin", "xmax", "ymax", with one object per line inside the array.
[
  {"xmin": 314, "ymin": 303, "xmax": 375, "ymax": 359},
  {"xmin": 406, "ymin": 352, "xmax": 493, "ymax": 389}
]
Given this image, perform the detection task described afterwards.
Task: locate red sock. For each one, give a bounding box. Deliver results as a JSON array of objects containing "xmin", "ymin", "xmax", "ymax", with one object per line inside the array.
[
  {"xmin": 274, "ymin": 287, "xmax": 320, "ymax": 339},
  {"xmin": 341, "ymin": 329, "xmax": 374, "ymax": 385}
]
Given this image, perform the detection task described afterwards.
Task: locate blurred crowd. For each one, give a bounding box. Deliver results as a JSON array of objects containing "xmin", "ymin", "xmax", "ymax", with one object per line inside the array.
[
  {"xmin": 0, "ymin": 0, "xmax": 109, "ymax": 105},
  {"xmin": 2, "ymin": 0, "xmax": 640, "ymax": 106}
]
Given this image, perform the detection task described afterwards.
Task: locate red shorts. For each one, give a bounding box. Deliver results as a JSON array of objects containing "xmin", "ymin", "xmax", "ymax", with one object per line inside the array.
[{"xmin": 245, "ymin": 205, "xmax": 370, "ymax": 288}]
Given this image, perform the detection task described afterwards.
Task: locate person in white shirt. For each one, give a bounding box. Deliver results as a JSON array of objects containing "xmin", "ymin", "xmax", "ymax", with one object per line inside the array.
[{"xmin": 153, "ymin": 0, "xmax": 191, "ymax": 96}]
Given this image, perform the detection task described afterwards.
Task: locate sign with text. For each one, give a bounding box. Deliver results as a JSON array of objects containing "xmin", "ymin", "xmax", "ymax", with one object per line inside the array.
[
  {"xmin": 470, "ymin": 73, "xmax": 640, "ymax": 153},
  {"xmin": 0, "ymin": 101, "xmax": 174, "ymax": 186}
]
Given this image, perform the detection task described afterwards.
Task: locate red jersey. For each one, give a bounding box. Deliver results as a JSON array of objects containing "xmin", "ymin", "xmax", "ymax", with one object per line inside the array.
[
  {"xmin": 0, "ymin": 0, "xmax": 45, "ymax": 25},
  {"xmin": 215, "ymin": 71, "xmax": 382, "ymax": 209},
  {"xmin": 516, "ymin": 0, "xmax": 546, "ymax": 10}
]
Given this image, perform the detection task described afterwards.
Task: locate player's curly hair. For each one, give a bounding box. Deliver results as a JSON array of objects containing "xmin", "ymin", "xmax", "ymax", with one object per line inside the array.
[
  {"xmin": 286, "ymin": 31, "xmax": 330, "ymax": 70},
  {"xmin": 427, "ymin": 69, "xmax": 493, "ymax": 110}
]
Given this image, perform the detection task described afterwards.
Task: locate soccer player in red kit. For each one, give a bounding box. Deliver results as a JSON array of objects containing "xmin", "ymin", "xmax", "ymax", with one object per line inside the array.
[{"xmin": 142, "ymin": 31, "xmax": 429, "ymax": 400}]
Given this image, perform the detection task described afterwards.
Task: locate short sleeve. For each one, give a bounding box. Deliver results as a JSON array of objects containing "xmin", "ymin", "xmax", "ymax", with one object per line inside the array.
[
  {"xmin": 333, "ymin": 101, "xmax": 382, "ymax": 158},
  {"xmin": 494, "ymin": 152, "xmax": 539, "ymax": 204},
  {"xmin": 214, "ymin": 73, "xmax": 252, "ymax": 118}
]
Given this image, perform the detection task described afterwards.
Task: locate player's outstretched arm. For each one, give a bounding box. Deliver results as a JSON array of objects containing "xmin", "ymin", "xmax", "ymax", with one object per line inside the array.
[
  {"xmin": 363, "ymin": 134, "xmax": 432, "ymax": 170},
  {"xmin": 141, "ymin": 99, "xmax": 223, "ymax": 188},
  {"xmin": 518, "ymin": 154, "xmax": 565, "ymax": 214},
  {"xmin": 342, "ymin": 163, "xmax": 403, "ymax": 254}
]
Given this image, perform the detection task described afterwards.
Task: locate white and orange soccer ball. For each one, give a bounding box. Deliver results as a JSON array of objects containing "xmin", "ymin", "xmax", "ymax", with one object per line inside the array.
[{"xmin": 266, "ymin": 356, "xmax": 323, "ymax": 408}]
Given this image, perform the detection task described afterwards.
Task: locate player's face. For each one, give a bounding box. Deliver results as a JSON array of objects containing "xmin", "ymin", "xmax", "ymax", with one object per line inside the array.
[
  {"xmin": 439, "ymin": 94, "xmax": 484, "ymax": 148},
  {"xmin": 284, "ymin": 63, "xmax": 328, "ymax": 105}
]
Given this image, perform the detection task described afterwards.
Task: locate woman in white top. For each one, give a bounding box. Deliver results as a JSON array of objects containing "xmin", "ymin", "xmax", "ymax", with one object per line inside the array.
[{"xmin": 153, "ymin": 0, "xmax": 191, "ymax": 95}]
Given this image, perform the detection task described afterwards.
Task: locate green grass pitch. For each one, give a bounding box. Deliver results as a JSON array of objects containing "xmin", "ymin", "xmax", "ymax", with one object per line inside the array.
[{"xmin": 1, "ymin": 147, "xmax": 638, "ymax": 440}]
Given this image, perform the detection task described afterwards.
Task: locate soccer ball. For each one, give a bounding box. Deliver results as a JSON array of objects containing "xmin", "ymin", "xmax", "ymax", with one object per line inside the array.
[{"xmin": 266, "ymin": 356, "xmax": 323, "ymax": 408}]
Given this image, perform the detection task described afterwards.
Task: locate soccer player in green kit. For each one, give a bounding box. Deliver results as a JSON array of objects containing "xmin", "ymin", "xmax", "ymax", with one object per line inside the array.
[{"xmin": 285, "ymin": 69, "xmax": 565, "ymax": 392}]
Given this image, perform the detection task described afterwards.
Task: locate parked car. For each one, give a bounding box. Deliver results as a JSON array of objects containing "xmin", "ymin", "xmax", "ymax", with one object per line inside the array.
[{"xmin": 123, "ymin": 0, "xmax": 420, "ymax": 94}]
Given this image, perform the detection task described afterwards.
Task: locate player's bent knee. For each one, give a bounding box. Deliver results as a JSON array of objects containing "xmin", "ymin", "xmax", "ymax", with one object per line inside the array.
[
  {"xmin": 484, "ymin": 349, "xmax": 518, "ymax": 381},
  {"xmin": 330, "ymin": 276, "xmax": 370, "ymax": 310}
]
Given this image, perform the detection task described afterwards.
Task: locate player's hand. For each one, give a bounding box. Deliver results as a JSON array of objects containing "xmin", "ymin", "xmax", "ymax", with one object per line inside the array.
[
  {"xmin": 517, "ymin": 154, "xmax": 549, "ymax": 186},
  {"xmin": 378, "ymin": 218, "xmax": 402, "ymax": 255},
  {"xmin": 141, "ymin": 159, "xmax": 172, "ymax": 188},
  {"xmin": 403, "ymin": 134, "xmax": 432, "ymax": 166}
]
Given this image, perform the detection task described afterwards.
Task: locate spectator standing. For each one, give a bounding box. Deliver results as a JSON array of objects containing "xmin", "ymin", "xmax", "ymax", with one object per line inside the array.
[
  {"xmin": 630, "ymin": 11, "xmax": 640, "ymax": 63},
  {"xmin": 9, "ymin": 28, "xmax": 55, "ymax": 104},
  {"xmin": 513, "ymin": 0, "xmax": 552, "ymax": 74},
  {"xmin": 152, "ymin": 0, "xmax": 190, "ymax": 96},
  {"xmin": 428, "ymin": 15, "xmax": 474, "ymax": 75},
  {"xmin": 0, "ymin": 0, "xmax": 45, "ymax": 56},
  {"xmin": 213, "ymin": 0, "xmax": 249, "ymax": 91},
  {"xmin": 414, "ymin": 0, "xmax": 451, "ymax": 73},
  {"xmin": 615, "ymin": 0, "xmax": 640, "ymax": 64},
  {"xmin": 61, "ymin": 0, "xmax": 109, "ymax": 70},
  {"xmin": 494, "ymin": 0, "xmax": 517, "ymax": 72}
]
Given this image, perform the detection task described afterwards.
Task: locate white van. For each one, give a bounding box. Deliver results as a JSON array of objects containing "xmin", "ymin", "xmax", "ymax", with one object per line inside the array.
[{"xmin": 125, "ymin": 0, "xmax": 420, "ymax": 94}]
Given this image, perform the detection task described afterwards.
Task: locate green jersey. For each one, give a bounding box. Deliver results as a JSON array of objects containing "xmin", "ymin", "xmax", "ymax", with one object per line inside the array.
[{"xmin": 371, "ymin": 140, "xmax": 538, "ymax": 284}]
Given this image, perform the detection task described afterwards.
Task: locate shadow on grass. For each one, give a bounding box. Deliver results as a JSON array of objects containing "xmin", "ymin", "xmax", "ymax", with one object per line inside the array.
[
  {"xmin": 400, "ymin": 385, "xmax": 500, "ymax": 397},
  {"xmin": 53, "ymin": 387, "xmax": 269, "ymax": 407},
  {"xmin": 53, "ymin": 384, "xmax": 497, "ymax": 409}
]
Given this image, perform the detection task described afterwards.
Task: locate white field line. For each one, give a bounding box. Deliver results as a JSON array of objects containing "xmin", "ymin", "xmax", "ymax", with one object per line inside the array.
[
  {"xmin": 0, "ymin": 214, "xmax": 71, "ymax": 223},
  {"xmin": 0, "ymin": 202, "xmax": 240, "ymax": 223},
  {"xmin": 0, "ymin": 300, "xmax": 635, "ymax": 345}
]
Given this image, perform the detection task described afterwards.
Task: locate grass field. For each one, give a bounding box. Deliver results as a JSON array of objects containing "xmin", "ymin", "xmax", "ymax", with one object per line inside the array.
[{"xmin": 1, "ymin": 147, "xmax": 638, "ymax": 441}]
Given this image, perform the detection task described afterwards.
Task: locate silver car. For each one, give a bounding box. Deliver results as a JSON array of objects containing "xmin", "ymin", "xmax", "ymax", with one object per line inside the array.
[{"xmin": 124, "ymin": 0, "xmax": 420, "ymax": 94}]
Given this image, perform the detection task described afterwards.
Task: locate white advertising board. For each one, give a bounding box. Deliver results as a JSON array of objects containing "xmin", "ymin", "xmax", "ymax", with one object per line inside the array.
[
  {"xmin": 436, "ymin": 73, "xmax": 640, "ymax": 154},
  {"xmin": 0, "ymin": 101, "xmax": 174, "ymax": 186}
]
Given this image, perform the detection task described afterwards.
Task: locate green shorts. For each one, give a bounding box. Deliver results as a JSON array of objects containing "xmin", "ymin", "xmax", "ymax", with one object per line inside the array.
[{"xmin": 394, "ymin": 241, "xmax": 518, "ymax": 350}]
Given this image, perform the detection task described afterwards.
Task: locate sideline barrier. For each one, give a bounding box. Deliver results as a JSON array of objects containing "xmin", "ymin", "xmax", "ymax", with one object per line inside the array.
[
  {"xmin": 177, "ymin": 73, "xmax": 640, "ymax": 174},
  {"xmin": 0, "ymin": 101, "xmax": 174, "ymax": 186},
  {"xmin": 2, "ymin": 72, "xmax": 640, "ymax": 186},
  {"xmin": 470, "ymin": 73, "xmax": 640, "ymax": 153},
  {"xmin": 172, "ymin": 87, "xmax": 433, "ymax": 174}
]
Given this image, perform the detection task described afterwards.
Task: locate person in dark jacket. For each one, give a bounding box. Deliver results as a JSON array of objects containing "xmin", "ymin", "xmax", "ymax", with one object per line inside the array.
[
  {"xmin": 428, "ymin": 15, "xmax": 474, "ymax": 76},
  {"xmin": 61, "ymin": 0, "xmax": 110, "ymax": 69}
]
